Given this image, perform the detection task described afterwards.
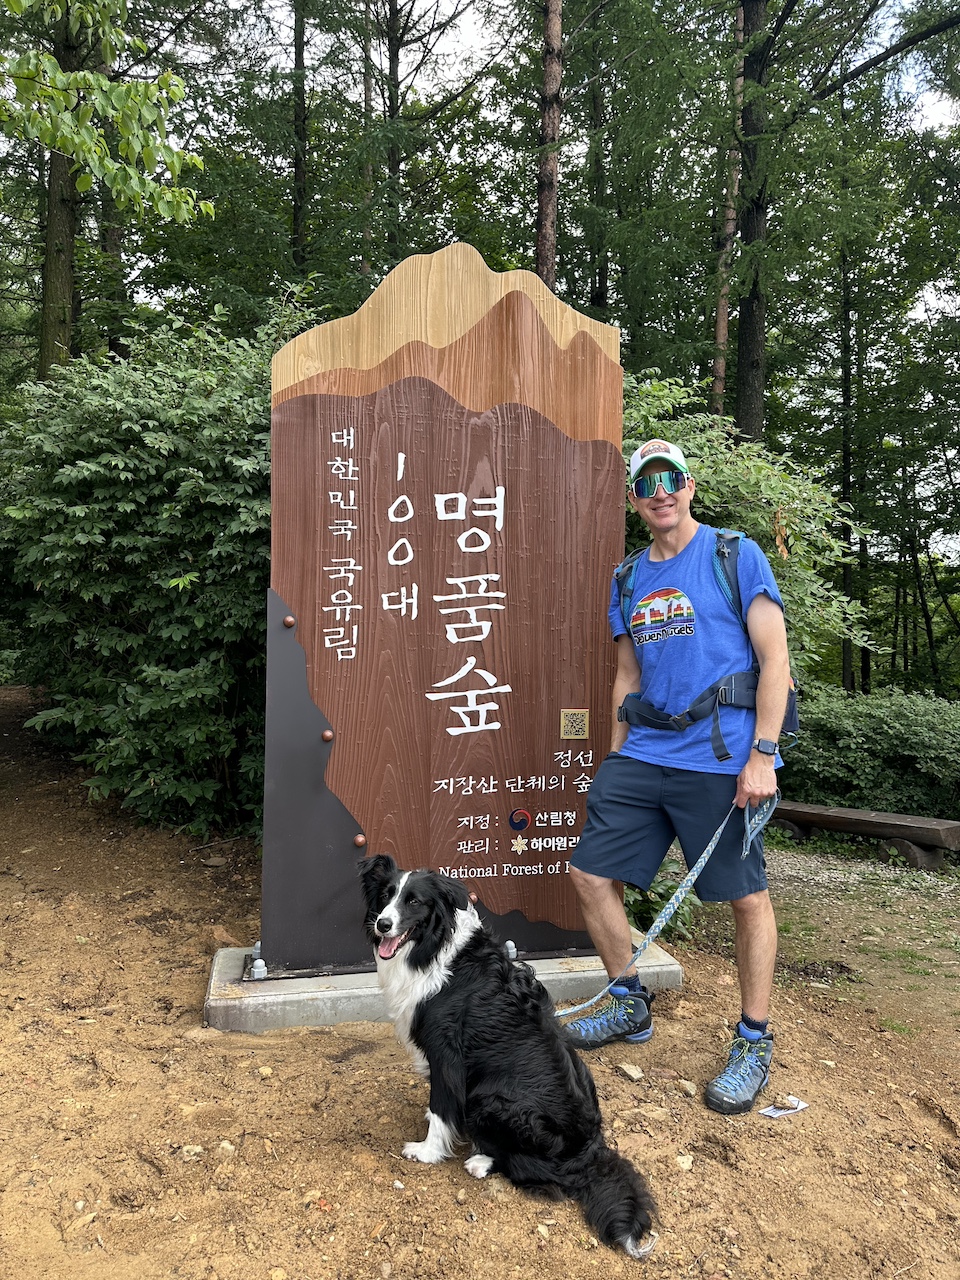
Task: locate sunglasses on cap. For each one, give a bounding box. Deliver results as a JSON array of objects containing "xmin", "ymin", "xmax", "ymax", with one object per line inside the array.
[{"xmin": 632, "ymin": 469, "xmax": 689, "ymax": 500}]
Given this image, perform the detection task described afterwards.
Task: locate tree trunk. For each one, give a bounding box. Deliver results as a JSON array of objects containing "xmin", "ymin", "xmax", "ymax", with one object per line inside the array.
[
  {"xmin": 360, "ymin": 0, "xmax": 374, "ymax": 276},
  {"xmin": 710, "ymin": 4, "xmax": 743, "ymax": 417},
  {"xmin": 908, "ymin": 535, "xmax": 940, "ymax": 688},
  {"xmin": 292, "ymin": 0, "xmax": 308, "ymax": 276},
  {"xmin": 839, "ymin": 238, "xmax": 854, "ymax": 692},
  {"xmin": 733, "ymin": 0, "xmax": 773, "ymax": 440},
  {"xmin": 101, "ymin": 211, "xmax": 129, "ymax": 359},
  {"xmin": 897, "ymin": 461, "xmax": 910, "ymax": 676},
  {"xmin": 911, "ymin": 591, "xmax": 918, "ymax": 665},
  {"xmin": 39, "ymin": 21, "xmax": 84, "ymax": 379},
  {"xmin": 587, "ymin": 25, "xmax": 608, "ymax": 317},
  {"xmin": 858, "ymin": 533, "xmax": 871, "ymax": 692},
  {"xmin": 39, "ymin": 149, "xmax": 79, "ymax": 377},
  {"xmin": 535, "ymin": 0, "xmax": 562, "ymax": 290},
  {"xmin": 383, "ymin": 0, "xmax": 403, "ymax": 261},
  {"xmin": 734, "ymin": 270, "xmax": 766, "ymax": 439},
  {"xmin": 855, "ymin": 296, "xmax": 870, "ymax": 692}
]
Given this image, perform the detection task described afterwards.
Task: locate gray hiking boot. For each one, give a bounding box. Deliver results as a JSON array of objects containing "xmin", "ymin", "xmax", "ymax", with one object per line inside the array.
[
  {"xmin": 564, "ymin": 985, "xmax": 654, "ymax": 1049},
  {"xmin": 704, "ymin": 1025, "xmax": 774, "ymax": 1114}
]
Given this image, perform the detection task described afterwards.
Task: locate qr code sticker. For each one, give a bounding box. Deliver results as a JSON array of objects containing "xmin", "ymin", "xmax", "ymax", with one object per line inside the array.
[{"xmin": 560, "ymin": 708, "xmax": 589, "ymax": 740}]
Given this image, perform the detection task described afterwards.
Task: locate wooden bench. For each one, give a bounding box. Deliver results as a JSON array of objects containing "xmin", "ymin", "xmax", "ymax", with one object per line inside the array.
[{"xmin": 771, "ymin": 801, "xmax": 960, "ymax": 872}]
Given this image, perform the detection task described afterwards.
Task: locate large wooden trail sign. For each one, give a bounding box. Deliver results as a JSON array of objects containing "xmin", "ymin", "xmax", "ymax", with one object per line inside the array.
[{"xmin": 261, "ymin": 244, "xmax": 624, "ymax": 973}]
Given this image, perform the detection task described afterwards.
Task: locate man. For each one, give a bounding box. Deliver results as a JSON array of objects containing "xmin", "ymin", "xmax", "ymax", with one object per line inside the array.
[{"xmin": 565, "ymin": 438, "xmax": 791, "ymax": 1115}]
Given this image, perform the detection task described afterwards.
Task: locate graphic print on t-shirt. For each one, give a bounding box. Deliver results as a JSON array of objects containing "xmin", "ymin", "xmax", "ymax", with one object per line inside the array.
[{"xmin": 630, "ymin": 587, "xmax": 695, "ymax": 646}]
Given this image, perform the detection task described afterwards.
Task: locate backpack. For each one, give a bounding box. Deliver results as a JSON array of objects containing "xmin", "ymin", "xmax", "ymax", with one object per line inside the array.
[{"xmin": 614, "ymin": 528, "xmax": 799, "ymax": 760}]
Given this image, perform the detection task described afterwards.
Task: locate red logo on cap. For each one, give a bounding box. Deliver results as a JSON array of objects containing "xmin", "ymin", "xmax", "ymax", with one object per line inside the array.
[{"xmin": 640, "ymin": 439, "xmax": 670, "ymax": 458}]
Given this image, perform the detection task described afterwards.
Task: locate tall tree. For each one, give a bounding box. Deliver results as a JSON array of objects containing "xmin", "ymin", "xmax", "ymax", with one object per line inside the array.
[
  {"xmin": 535, "ymin": 0, "xmax": 562, "ymax": 287},
  {"xmin": 38, "ymin": 14, "xmax": 84, "ymax": 375},
  {"xmin": 709, "ymin": 4, "xmax": 743, "ymax": 417},
  {"xmin": 732, "ymin": 0, "xmax": 960, "ymax": 440},
  {"xmin": 352, "ymin": 0, "xmax": 496, "ymax": 263},
  {"xmin": 292, "ymin": 0, "xmax": 309, "ymax": 275},
  {"xmin": 769, "ymin": 84, "xmax": 960, "ymax": 692},
  {"xmin": 2, "ymin": 0, "xmax": 212, "ymax": 375}
]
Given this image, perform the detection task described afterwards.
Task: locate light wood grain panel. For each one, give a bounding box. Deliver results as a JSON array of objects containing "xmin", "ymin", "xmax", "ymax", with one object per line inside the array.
[
  {"xmin": 272, "ymin": 291, "xmax": 622, "ymax": 447},
  {"xmin": 271, "ymin": 244, "xmax": 620, "ymax": 393}
]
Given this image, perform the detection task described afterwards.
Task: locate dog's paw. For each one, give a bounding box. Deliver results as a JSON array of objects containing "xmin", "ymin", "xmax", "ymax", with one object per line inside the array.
[
  {"xmin": 464, "ymin": 1153, "xmax": 493, "ymax": 1179},
  {"xmin": 402, "ymin": 1140, "xmax": 446, "ymax": 1163}
]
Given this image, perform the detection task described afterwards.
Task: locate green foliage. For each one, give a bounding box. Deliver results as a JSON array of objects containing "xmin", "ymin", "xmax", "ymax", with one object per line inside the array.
[
  {"xmin": 624, "ymin": 855, "xmax": 702, "ymax": 941},
  {"xmin": 623, "ymin": 371, "xmax": 870, "ymax": 678},
  {"xmin": 5, "ymin": 0, "xmax": 132, "ymax": 65},
  {"xmin": 778, "ymin": 682, "xmax": 960, "ymax": 820},
  {"xmin": 1, "ymin": 0, "xmax": 212, "ymax": 222},
  {"xmin": 0, "ymin": 293, "xmax": 316, "ymax": 833},
  {"xmin": 0, "ymin": 574, "xmax": 24, "ymax": 682}
]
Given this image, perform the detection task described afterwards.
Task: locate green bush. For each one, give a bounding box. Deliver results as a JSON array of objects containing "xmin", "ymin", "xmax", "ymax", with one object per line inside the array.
[
  {"xmin": 0, "ymin": 300, "xmax": 313, "ymax": 834},
  {"xmin": 778, "ymin": 683, "xmax": 960, "ymax": 820},
  {"xmin": 624, "ymin": 856, "xmax": 703, "ymax": 941}
]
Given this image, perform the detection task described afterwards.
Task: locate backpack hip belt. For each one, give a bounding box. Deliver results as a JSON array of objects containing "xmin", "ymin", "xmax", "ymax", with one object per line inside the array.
[{"xmin": 617, "ymin": 668, "xmax": 759, "ymax": 762}]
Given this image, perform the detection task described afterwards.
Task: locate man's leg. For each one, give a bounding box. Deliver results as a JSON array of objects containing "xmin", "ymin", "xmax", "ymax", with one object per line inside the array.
[
  {"xmin": 568, "ymin": 866, "xmax": 637, "ymax": 981},
  {"xmin": 562, "ymin": 872, "xmax": 655, "ymax": 1047},
  {"xmin": 730, "ymin": 888, "xmax": 777, "ymax": 1022},
  {"xmin": 663, "ymin": 766, "xmax": 780, "ymax": 1114},
  {"xmin": 565, "ymin": 865, "xmax": 655, "ymax": 1048},
  {"xmin": 564, "ymin": 757, "xmax": 670, "ymax": 1048},
  {"xmin": 704, "ymin": 888, "xmax": 778, "ymax": 1115}
]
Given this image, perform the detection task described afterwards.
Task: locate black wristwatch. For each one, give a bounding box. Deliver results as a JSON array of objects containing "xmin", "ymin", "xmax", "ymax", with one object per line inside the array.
[{"xmin": 752, "ymin": 738, "xmax": 778, "ymax": 756}]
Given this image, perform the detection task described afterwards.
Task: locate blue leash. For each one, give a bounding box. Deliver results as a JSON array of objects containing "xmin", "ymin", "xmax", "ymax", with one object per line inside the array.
[{"xmin": 557, "ymin": 790, "xmax": 780, "ymax": 1020}]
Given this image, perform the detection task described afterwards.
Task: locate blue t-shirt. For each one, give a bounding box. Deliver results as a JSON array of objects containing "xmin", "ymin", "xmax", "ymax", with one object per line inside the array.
[{"xmin": 608, "ymin": 523, "xmax": 784, "ymax": 775}]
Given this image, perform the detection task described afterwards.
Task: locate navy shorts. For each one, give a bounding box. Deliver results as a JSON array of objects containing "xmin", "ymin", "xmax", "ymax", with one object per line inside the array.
[{"xmin": 569, "ymin": 754, "xmax": 767, "ymax": 903}]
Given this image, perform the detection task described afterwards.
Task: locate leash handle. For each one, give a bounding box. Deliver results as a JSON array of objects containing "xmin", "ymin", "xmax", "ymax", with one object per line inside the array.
[{"xmin": 557, "ymin": 789, "xmax": 780, "ymax": 1020}]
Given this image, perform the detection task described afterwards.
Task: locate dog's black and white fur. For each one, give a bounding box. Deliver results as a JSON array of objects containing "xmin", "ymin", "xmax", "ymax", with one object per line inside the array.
[{"xmin": 359, "ymin": 854, "xmax": 657, "ymax": 1260}]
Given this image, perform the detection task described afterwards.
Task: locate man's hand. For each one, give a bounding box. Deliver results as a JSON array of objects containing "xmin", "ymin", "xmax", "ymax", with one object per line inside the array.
[{"xmin": 735, "ymin": 753, "xmax": 778, "ymax": 810}]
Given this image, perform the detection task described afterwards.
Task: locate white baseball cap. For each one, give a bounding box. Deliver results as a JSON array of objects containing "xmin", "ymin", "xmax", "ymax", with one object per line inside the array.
[{"xmin": 629, "ymin": 438, "xmax": 690, "ymax": 483}]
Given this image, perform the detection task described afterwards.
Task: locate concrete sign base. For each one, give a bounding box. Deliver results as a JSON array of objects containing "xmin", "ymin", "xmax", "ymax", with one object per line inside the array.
[{"xmin": 203, "ymin": 937, "xmax": 683, "ymax": 1035}]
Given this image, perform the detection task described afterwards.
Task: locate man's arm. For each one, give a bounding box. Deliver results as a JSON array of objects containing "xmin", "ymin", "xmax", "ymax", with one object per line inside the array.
[
  {"xmin": 610, "ymin": 634, "xmax": 642, "ymax": 752},
  {"xmin": 736, "ymin": 593, "xmax": 791, "ymax": 809}
]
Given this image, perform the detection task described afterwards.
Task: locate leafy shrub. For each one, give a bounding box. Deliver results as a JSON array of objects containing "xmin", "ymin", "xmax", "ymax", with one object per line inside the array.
[
  {"xmin": 778, "ymin": 683, "xmax": 960, "ymax": 820},
  {"xmin": 0, "ymin": 300, "xmax": 313, "ymax": 834},
  {"xmin": 624, "ymin": 856, "xmax": 703, "ymax": 941}
]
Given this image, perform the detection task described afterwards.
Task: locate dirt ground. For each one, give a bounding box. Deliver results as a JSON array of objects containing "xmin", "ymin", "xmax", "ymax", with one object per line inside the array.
[{"xmin": 1, "ymin": 685, "xmax": 958, "ymax": 1280}]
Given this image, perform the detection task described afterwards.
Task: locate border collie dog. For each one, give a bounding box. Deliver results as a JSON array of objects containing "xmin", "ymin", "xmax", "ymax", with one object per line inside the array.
[{"xmin": 359, "ymin": 854, "xmax": 657, "ymax": 1260}]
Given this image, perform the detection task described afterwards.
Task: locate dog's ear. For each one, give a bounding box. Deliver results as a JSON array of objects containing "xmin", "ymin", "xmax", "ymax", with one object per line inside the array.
[
  {"xmin": 434, "ymin": 873, "xmax": 471, "ymax": 914},
  {"xmin": 358, "ymin": 853, "xmax": 396, "ymax": 909}
]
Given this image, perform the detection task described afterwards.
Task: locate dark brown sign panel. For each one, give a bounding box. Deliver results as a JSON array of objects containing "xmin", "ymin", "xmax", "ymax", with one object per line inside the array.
[{"xmin": 262, "ymin": 246, "xmax": 624, "ymax": 973}]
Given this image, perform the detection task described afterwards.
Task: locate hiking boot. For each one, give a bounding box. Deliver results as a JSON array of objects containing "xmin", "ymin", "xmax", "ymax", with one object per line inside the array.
[
  {"xmin": 704, "ymin": 1026, "xmax": 774, "ymax": 1115},
  {"xmin": 564, "ymin": 985, "xmax": 654, "ymax": 1049}
]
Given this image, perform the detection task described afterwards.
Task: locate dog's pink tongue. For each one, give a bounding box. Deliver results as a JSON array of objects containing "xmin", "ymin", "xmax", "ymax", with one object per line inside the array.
[{"xmin": 378, "ymin": 934, "xmax": 404, "ymax": 960}]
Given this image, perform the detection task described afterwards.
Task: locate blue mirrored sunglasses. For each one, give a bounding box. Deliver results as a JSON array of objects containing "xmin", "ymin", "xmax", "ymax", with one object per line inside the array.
[{"xmin": 632, "ymin": 469, "xmax": 688, "ymax": 500}]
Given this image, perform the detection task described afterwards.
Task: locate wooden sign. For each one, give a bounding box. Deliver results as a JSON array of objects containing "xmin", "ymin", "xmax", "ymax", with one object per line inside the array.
[{"xmin": 262, "ymin": 245, "xmax": 624, "ymax": 973}]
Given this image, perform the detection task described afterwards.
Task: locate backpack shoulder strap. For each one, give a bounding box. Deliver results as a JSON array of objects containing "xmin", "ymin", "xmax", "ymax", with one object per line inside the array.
[
  {"xmin": 614, "ymin": 547, "xmax": 644, "ymax": 637},
  {"xmin": 714, "ymin": 528, "xmax": 746, "ymax": 631}
]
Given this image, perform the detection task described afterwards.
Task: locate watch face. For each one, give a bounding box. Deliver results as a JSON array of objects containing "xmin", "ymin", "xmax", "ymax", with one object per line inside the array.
[{"xmin": 755, "ymin": 739, "xmax": 777, "ymax": 755}]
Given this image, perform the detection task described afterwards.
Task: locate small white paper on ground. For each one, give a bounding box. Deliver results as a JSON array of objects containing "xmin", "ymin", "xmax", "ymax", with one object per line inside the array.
[{"xmin": 759, "ymin": 1095, "xmax": 809, "ymax": 1118}]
